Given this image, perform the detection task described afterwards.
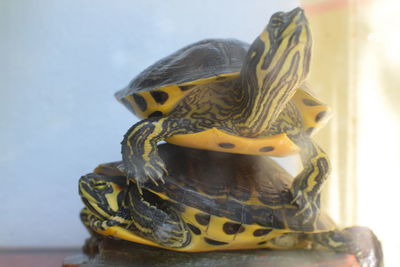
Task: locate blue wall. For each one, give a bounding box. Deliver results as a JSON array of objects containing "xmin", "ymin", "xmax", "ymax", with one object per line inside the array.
[{"xmin": 0, "ymin": 0, "xmax": 299, "ymax": 247}]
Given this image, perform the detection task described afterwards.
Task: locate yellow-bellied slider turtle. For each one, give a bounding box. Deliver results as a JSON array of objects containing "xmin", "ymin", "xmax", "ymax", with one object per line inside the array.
[
  {"xmin": 115, "ymin": 8, "xmax": 330, "ymax": 223},
  {"xmin": 79, "ymin": 144, "xmax": 382, "ymax": 267}
]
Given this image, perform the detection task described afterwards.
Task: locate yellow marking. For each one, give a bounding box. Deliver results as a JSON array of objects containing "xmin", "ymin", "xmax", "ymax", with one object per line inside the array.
[
  {"xmin": 304, "ymin": 149, "xmax": 324, "ymax": 194},
  {"xmin": 166, "ymin": 128, "xmax": 299, "ymax": 157},
  {"xmin": 149, "ymin": 188, "xmax": 295, "ymax": 211},
  {"xmin": 239, "ymin": 196, "xmax": 297, "ymax": 209},
  {"xmin": 109, "ymin": 215, "xmax": 130, "ymax": 224},
  {"xmin": 123, "ymin": 73, "xmax": 240, "ymax": 119},
  {"xmin": 257, "ymin": 30, "xmax": 272, "ymax": 89},
  {"xmin": 94, "ymin": 163, "xmax": 124, "ymax": 176},
  {"xmin": 125, "ymin": 122, "xmax": 143, "ymax": 156},
  {"xmin": 91, "ymin": 202, "xmax": 113, "ymax": 219},
  {"xmin": 97, "ymin": 226, "xmax": 163, "ymax": 248},
  {"xmin": 291, "ymin": 89, "xmax": 332, "ymax": 136},
  {"xmin": 105, "ymin": 185, "xmax": 120, "ymax": 212},
  {"xmin": 142, "ymin": 118, "xmax": 166, "ymax": 161},
  {"xmin": 80, "ymin": 187, "xmax": 98, "ymax": 204},
  {"xmin": 303, "ymin": 159, "xmax": 320, "ymax": 193}
]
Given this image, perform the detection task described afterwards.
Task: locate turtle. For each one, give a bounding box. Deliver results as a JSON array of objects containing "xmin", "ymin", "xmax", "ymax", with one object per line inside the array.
[
  {"xmin": 115, "ymin": 8, "xmax": 331, "ymax": 224},
  {"xmin": 79, "ymin": 144, "xmax": 383, "ymax": 267}
]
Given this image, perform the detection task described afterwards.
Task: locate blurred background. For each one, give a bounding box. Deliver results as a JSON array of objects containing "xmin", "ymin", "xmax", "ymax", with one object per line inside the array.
[{"xmin": 1, "ymin": 0, "xmax": 399, "ymax": 266}]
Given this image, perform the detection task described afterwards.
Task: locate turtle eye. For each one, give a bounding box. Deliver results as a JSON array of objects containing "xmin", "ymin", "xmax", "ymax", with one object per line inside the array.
[{"xmin": 94, "ymin": 182, "xmax": 108, "ymax": 190}]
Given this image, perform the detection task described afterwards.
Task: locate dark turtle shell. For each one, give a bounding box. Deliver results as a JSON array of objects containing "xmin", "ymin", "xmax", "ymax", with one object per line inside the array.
[
  {"xmin": 114, "ymin": 39, "xmax": 249, "ymax": 118},
  {"xmin": 96, "ymin": 144, "xmax": 334, "ymax": 232},
  {"xmin": 116, "ymin": 38, "xmax": 249, "ymax": 97},
  {"xmin": 140, "ymin": 144, "xmax": 335, "ymax": 232}
]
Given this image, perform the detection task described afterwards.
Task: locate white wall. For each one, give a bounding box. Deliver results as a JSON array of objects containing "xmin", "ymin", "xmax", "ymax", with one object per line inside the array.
[{"xmin": 0, "ymin": 0, "xmax": 299, "ymax": 248}]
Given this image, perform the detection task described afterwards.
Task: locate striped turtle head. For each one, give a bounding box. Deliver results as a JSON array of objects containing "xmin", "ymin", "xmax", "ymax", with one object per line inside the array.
[
  {"xmin": 79, "ymin": 173, "xmax": 127, "ymax": 220},
  {"xmin": 266, "ymin": 7, "xmax": 311, "ymax": 81},
  {"xmin": 238, "ymin": 8, "xmax": 312, "ymax": 136}
]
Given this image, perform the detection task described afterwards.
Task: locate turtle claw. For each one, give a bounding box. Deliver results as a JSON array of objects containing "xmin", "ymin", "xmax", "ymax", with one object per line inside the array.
[
  {"xmin": 153, "ymin": 222, "xmax": 187, "ymax": 247},
  {"xmin": 124, "ymin": 154, "xmax": 168, "ymax": 188}
]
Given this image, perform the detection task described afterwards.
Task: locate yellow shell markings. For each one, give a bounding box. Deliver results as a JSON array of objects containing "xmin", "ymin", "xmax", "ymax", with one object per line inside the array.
[
  {"xmin": 122, "ymin": 73, "xmax": 240, "ymax": 119},
  {"xmin": 94, "ymin": 203, "xmax": 322, "ymax": 252},
  {"xmin": 291, "ymin": 89, "xmax": 332, "ymax": 136},
  {"xmin": 166, "ymin": 128, "xmax": 300, "ymax": 157},
  {"xmin": 82, "ymin": 179, "xmax": 317, "ymax": 252},
  {"xmin": 80, "ymin": 154, "xmax": 336, "ymax": 252}
]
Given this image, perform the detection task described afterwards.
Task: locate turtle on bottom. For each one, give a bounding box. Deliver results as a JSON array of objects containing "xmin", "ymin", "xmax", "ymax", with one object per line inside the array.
[
  {"xmin": 79, "ymin": 144, "xmax": 383, "ymax": 267},
  {"xmin": 115, "ymin": 8, "xmax": 331, "ymax": 224}
]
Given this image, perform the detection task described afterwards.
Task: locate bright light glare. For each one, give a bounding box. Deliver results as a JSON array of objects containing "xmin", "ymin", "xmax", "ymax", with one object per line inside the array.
[{"xmin": 357, "ymin": 0, "xmax": 400, "ymax": 265}]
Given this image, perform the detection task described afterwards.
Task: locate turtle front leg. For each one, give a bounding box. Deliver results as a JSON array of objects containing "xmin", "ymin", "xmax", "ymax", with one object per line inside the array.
[
  {"xmin": 126, "ymin": 184, "xmax": 191, "ymax": 248},
  {"xmin": 121, "ymin": 117, "xmax": 169, "ymax": 187},
  {"xmin": 290, "ymin": 137, "xmax": 331, "ymax": 225},
  {"xmin": 122, "ymin": 117, "xmax": 188, "ymax": 187}
]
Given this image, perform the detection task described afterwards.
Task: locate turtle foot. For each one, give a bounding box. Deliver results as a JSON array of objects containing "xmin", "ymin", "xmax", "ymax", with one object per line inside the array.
[
  {"xmin": 343, "ymin": 226, "xmax": 384, "ymax": 267},
  {"xmin": 123, "ymin": 155, "xmax": 167, "ymax": 189}
]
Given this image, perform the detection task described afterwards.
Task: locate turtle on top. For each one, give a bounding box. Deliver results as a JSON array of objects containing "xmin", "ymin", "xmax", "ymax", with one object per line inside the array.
[
  {"xmin": 115, "ymin": 7, "xmax": 330, "ymax": 225},
  {"xmin": 78, "ymin": 7, "xmax": 383, "ymax": 267}
]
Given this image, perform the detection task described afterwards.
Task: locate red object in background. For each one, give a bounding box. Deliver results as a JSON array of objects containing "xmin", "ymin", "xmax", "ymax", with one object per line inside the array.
[{"xmin": 0, "ymin": 250, "xmax": 80, "ymax": 267}]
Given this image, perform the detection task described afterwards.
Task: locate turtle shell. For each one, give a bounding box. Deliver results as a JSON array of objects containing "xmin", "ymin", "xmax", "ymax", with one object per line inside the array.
[
  {"xmin": 115, "ymin": 39, "xmax": 249, "ymax": 119},
  {"xmin": 139, "ymin": 144, "xmax": 335, "ymax": 233}
]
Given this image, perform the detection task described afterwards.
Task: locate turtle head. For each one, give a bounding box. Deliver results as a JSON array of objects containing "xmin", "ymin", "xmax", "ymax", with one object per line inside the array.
[
  {"xmin": 79, "ymin": 173, "xmax": 127, "ymax": 220},
  {"xmin": 265, "ymin": 7, "xmax": 311, "ymax": 80},
  {"xmin": 238, "ymin": 8, "xmax": 312, "ymax": 135}
]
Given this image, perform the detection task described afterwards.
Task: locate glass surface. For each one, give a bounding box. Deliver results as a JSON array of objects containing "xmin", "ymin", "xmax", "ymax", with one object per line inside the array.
[
  {"xmin": 303, "ymin": 0, "xmax": 400, "ymax": 266},
  {"xmin": 3, "ymin": 1, "xmax": 397, "ymax": 266},
  {"xmin": 0, "ymin": 0, "xmax": 299, "ymax": 248}
]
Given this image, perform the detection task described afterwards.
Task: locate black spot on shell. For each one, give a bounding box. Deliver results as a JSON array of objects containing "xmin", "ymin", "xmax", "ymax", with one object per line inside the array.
[
  {"xmin": 150, "ymin": 91, "xmax": 169, "ymax": 105},
  {"xmin": 223, "ymin": 222, "xmax": 244, "ymax": 235},
  {"xmin": 187, "ymin": 223, "xmax": 201, "ymax": 235},
  {"xmin": 303, "ymin": 98, "xmax": 320, "ymax": 106},
  {"xmin": 195, "ymin": 213, "xmax": 210, "ymax": 226},
  {"xmin": 315, "ymin": 111, "xmax": 327, "ymax": 123},
  {"xmin": 306, "ymin": 127, "xmax": 314, "ymax": 135},
  {"xmin": 258, "ymin": 241, "xmax": 267, "ymax": 245},
  {"xmin": 259, "ymin": 146, "xmax": 274, "ymax": 153},
  {"xmin": 253, "ymin": 228, "xmax": 272, "ymax": 237},
  {"xmin": 204, "ymin": 238, "xmax": 228, "ymax": 246},
  {"xmin": 133, "ymin": 94, "xmax": 147, "ymax": 112},
  {"xmin": 218, "ymin": 143, "xmax": 235, "ymax": 149},
  {"xmin": 148, "ymin": 111, "xmax": 163, "ymax": 118},
  {"xmin": 179, "ymin": 85, "xmax": 196, "ymax": 91}
]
